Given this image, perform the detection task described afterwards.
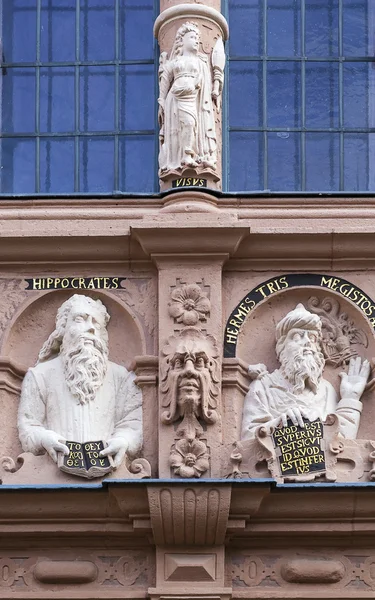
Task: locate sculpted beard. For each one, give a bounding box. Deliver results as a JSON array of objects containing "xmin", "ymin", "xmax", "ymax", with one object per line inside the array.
[
  {"xmin": 61, "ymin": 335, "xmax": 109, "ymax": 404},
  {"xmin": 280, "ymin": 345, "xmax": 325, "ymax": 395}
]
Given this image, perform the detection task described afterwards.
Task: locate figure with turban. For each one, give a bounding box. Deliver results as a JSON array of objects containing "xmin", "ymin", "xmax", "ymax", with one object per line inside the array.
[{"xmin": 241, "ymin": 304, "xmax": 370, "ymax": 440}]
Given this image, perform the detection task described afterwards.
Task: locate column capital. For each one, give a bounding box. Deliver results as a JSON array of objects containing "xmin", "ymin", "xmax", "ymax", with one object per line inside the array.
[
  {"xmin": 131, "ymin": 226, "xmax": 249, "ymax": 263},
  {"xmin": 154, "ymin": 4, "xmax": 229, "ymax": 40}
]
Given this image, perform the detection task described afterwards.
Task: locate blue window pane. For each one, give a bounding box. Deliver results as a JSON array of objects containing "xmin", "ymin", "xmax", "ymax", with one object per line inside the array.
[
  {"xmin": 0, "ymin": 138, "xmax": 35, "ymax": 193},
  {"xmin": 344, "ymin": 63, "xmax": 369, "ymax": 128},
  {"xmin": 80, "ymin": 0, "xmax": 115, "ymax": 61},
  {"xmin": 40, "ymin": 67, "xmax": 75, "ymax": 133},
  {"xmin": 228, "ymin": 0, "xmax": 263, "ymax": 57},
  {"xmin": 229, "ymin": 62, "xmax": 262, "ymax": 128},
  {"xmin": 120, "ymin": 65, "xmax": 154, "ymax": 131},
  {"xmin": 229, "ymin": 132, "xmax": 263, "ymax": 191},
  {"xmin": 119, "ymin": 135, "xmax": 155, "ymax": 192},
  {"xmin": 305, "ymin": 63, "xmax": 339, "ymax": 128},
  {"xmin": 2, "ymin": 68, "xmax": 36, "ymax": 133},
  {"xmin": 268, "ymin": 132, "xmax": 301, "ymax": 190},
  {"xmin": 121, "ymin": 0, "xmax": 155, "ymax": 61},
  {"xmin": 344, "ymin": 134, "xmax": 370, "ymax": 190},
  {"xmin": 80, "ymin": 67, "xmax": 115, "ymax": 132},
  {"xmin": 41, "ymin": 1, "xmax": 76, "ymax": 63},
  {"xmin": 40, "ymin": 138, "xmax": 75, "ymax": 193},
  {"xmin": 305, "ymin": 0, "xmax": 339, "ymax": 57},
  {"xmin": 267, "ymin": 62, "xmax": 301, "ymax": 127},
  {"xmin": 3, "ymin": 2, "xmax": 36, "ymax": 63},
  {"xmin": 306, "ymin": 133, "xmax": 339, "ymax": 190},
  {"xmin": 267, "ymin": 0, "xmax": 301, "ymax": 57},
  {"xmin": 343, "ymin": 0, "xmax": 368, "ymax": 56},
  {"xmin": 80, "ymin": 137, "xmax": 114, "ymax": 192}
]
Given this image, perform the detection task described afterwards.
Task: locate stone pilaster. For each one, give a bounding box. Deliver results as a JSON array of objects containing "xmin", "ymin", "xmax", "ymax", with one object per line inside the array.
[
  {"xmin": 154, "ymin": 2, "xmax": 229, "ymax": 192},
  {"xmin": 132, "ymin": 225, "xmax": 247, "ymax": 480}
]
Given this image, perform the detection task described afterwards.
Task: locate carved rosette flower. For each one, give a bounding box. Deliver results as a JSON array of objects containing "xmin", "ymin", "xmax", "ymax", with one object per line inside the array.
[
  {"xmin": 169, "ymin": 438, "xmax": 209, "ymax": 478},
  {"xmin": 168, "ymin": 284, "xmax": 210, "ymax": 325}
]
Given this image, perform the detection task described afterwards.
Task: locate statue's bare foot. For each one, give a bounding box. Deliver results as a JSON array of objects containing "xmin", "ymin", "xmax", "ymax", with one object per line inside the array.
[
  {"xmin": 202, "ymin": 160, "xmax": 216, "ymax": 169},
  {"xmin": 182, "ymin": 157, "xmax": 198, "ymax": 168}
]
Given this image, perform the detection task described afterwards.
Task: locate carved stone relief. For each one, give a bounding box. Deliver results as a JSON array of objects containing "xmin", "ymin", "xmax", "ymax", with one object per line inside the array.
[
  {"xmin": 231, "ymin": 550, "xmax": 375, "ymax": 591},
  {"xmin": 0, "ymin": 552, "xmax": 152, "ymax": 591},
  {"xmin": 308, "ymin": 296, "xmax": 368, "ymax": 367},
  {"xmin": 3, "ymin": 294, "xmax": 151, "ymax": 482},
  {"xmin": 157, "ymin": 21, "xmax": 225, "ymax": 182},
  {"xmin": 161, "ymin": 326, "xmax": 219, "ymax": 478},
  {"xmin": 168, "ymin": 282, "xmax": 211, "ymax": 325},
  {"xmin": 0, "ymin": 279, "xmax": 29, "ymax": 347},
  {"xmin": 116, "ymin": 277, "xmax": 158, "ymax": 344},
  {"xmin": 233, "ymin": 301, "xmax": 373, "ymax": 482},
  {"xmin": 241, "ymin": 303, "xmax": 370, "ymax": 443}
]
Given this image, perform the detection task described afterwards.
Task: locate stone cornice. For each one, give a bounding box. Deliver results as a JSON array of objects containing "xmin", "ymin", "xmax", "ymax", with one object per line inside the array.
[
  {"xmin": 2, "ymin": 195, "xmax": 375, "ymax": 225},
  {"xmin": 0, "ymin": 482, "xmax": 374, "ymax": 599},
  {"xmin": 131, "ymin": 225, "xmax": 249, "ymax": 259},
  {"xmin": 1, "ymin": 196, "xmax": 375, "ymax": 266},
  {"xmin": 154, "ymin": 4, "xmax": 229, "ymax": 40},
  {"xmin": 0, "ymin": 482, "xmax": 374, "ymax": 544}
]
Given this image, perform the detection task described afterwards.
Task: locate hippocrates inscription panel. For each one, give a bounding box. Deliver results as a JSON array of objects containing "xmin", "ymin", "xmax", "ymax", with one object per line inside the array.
[
  {"xmin": 224, "ymin": 273, "xmax": 375, "ymax": 357},
  {"xmin": 272, "ymin": 419, "xmax": 325, "ymax": 477},
  {"xmin": 25, "ymin": 277, "xmax": 126, "ymax": 290}
]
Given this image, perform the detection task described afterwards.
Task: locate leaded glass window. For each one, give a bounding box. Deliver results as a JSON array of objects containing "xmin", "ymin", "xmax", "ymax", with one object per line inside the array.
[
  {"xmin": 227, "ymin": 0, "xmax": 375, "ymax": 192},
  {"xmin": 1, "ymin": 0, "xmax": 157, "ymax": 195}
]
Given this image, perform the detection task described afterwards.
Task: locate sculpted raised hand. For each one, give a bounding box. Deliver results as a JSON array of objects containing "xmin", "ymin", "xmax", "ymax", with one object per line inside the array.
[
  {"xmin": 339, "ymin": 356, "xmax": 370, "ymax": 401},
  {"xmin": 242, "ymin": 304, "xmax": 370, "ymax": 441}
]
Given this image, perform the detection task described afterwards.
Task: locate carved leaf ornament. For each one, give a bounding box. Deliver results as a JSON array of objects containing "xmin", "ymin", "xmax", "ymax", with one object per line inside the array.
[{"xmin": 308, "ymin": 296, "xmax": 368, "ymax": 367}]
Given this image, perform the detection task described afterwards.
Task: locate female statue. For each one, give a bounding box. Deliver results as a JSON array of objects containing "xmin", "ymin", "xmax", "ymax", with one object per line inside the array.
[{"xmin": 158, "ymin": 22, "xmax": 225, "ymax": 176}]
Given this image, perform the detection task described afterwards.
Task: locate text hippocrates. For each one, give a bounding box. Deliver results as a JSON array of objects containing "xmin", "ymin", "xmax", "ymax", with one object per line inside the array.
[
  {"xmin": 273, "ymin": 419, "xmax": 325, "ymax": 477},
  {"xmin": 25, "ymin": 277, "xmax": 125, "ymax": 290}
]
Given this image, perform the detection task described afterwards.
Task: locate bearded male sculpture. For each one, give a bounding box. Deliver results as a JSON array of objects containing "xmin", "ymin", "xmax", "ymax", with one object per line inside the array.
[
  {"xmin": 18, "ymin": 295, "xmax": 142, "ymax": 469},
  {"xmin": 241, "ymin": 303, "xmax": 370, "ymax": 441}
]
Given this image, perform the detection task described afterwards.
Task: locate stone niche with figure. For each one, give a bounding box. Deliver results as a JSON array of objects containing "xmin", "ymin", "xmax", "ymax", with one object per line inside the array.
[
  {"xmin": 222, "ymin": 277, "xmax": 375, "ymax": 483},
  {"xmin": 0, "ymin": 282, "xmax": 158, "ymax": 485},
  {"xmin": 155, "ymin": 5, "xmax": 228, "ymax": 191}
]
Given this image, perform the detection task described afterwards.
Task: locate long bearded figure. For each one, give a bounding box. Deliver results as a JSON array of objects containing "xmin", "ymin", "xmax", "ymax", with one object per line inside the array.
[
  {"xmin": 38, "ymin": 297, "xmax": 110, "ymax": 405},
  {"xmin": 160, "ymin": 328, "xmax": 220, "ymax": 441},
  {"xmin": 18, "ymin": 295, "xmax": 142, "ymax": 467},
  {"xmin": 241, "ymin": 303, "xmax": 370, "ymax": 441},
  {"xmin": 276, "ymin": 306, "xmax": 325, "ymax": 396}
]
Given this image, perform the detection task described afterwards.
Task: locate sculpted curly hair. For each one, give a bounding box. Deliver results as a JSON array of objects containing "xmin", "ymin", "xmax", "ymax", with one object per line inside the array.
[
  {"xmin": 171, "ymin": 22, "xmax": 200, "ymax": 58},
  {"xmin": 37, "ymin": 295, "xmax": 109, "ymax": 364}
]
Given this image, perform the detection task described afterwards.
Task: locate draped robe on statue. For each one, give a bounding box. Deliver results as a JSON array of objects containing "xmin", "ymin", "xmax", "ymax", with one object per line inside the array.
[
  {"xmin": 158, "ymin": 53, "xmax": 217, "ymax": 172},
  {"xmin": 241, "ymin": 369, "xmax": 363, "ymax": 441},
  {"xmin": 18, "ymin": 356, "xmax": 142, "ymax": 455}
]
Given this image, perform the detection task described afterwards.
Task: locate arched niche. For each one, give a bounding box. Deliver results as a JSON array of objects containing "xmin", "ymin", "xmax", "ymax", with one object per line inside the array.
[
  {"xmin": 1, "ymin": 289, "xmax": 146, "ymax": 370},
  {"xmin": 235, "ymin": 287, "xmax": 375, "ymax": 440}
]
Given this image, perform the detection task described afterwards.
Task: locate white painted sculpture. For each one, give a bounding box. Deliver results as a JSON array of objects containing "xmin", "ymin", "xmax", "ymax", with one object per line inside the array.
[
  {"xmin": 18, "ymin": 295, "xmax": 142, "ymax": 468},
  {"xmin": 241, "ymin": 303, "xmax": 370, "ymax": 440},
  {"xmin": 158, "ymin": 22, "xmax": 225, "ymax": 176}
]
